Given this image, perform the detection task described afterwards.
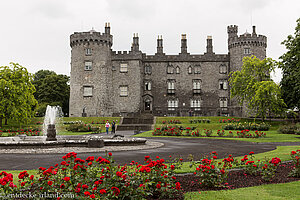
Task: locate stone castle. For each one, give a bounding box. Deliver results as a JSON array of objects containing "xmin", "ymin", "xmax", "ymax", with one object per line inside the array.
[{"xmin": 69, "ymin": 23, "xmax": 267, "ymax": 117}]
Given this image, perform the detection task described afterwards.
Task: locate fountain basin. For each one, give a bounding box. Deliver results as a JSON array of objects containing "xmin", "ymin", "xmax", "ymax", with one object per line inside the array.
[{"xmin": 0, "ymin": 136, "xmax": 147, "ymax": 149}]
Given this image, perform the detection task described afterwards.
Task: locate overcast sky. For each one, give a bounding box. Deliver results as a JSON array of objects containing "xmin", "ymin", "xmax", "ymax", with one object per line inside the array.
[{"xmin": 0, "ymin": 0, "xmax": 299, "ymax": 83}]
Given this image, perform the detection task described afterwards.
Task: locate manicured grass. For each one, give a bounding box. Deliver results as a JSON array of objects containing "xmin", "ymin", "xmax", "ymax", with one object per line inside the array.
[
  {"xmin": 176, "ymin": 145, "xmax": 300, "ymax": 174},
  {"xmin": 184, "ymin": 180, "xmax": 300, "ymax": 200}
]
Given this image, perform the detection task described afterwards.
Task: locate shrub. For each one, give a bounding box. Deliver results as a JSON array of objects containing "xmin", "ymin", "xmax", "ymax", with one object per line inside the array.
[
  {"xmin": 223, "ymin": 122, "xmax": 270, "ymax": 131},
  {"xmin": 152, "ymin": 125, "xmax": 183, "ymax": 136},
  {"xmin": 216, "ymin": 130, "xmax": 225, "ymax": 137},
  {"xmin": 0, "ymin": 152, "xmax": 183, "ymax": 199},
  {"xmin": 204, "ymin": 129, "xmax": 213, "ymax": 137},
  {"xmin": 66, "ymin": 123, "xmax": 97, "ymax": 132},
  {"xmin": 289, "ymin": 150, "xmax": 300, "ymax": 177},
  {"xmin": 278, "ymin": 124, "xmax": 300, "ymax": 135}
]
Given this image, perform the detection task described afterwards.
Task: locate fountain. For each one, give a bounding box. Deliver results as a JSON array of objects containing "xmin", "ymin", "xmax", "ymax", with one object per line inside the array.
[
  {"xmin": 0, "ymin": 105, "xmax": 147, "ymax": 152},
  {"xmin": 43, "ymin": 105, "xmax": 62, "ymax": 141}
]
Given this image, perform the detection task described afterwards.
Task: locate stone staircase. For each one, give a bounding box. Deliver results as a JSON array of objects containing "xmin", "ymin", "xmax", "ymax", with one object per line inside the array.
[{"xmin": 117, "ymin": 113, "xmax": 154, "ymax": 131}]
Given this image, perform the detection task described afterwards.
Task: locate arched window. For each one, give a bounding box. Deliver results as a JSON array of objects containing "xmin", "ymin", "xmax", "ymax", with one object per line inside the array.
[
  {"xmin": 176, "ymin": 66, "xmax": 180, "ymax": 74},
  {"xmin": 145, "ymin": 81, "xmax": 151, "ymax": 91},
  {"xmin": 145, "ymin": 65, "xmax": 152, "ymax": 75},
  {"xmin": 167, "ymin": 65, "xmax": 174, "ymax": 74},
  {"xmin": 188, "ymin": 66, "xmax": 193, "ymax": 74}
]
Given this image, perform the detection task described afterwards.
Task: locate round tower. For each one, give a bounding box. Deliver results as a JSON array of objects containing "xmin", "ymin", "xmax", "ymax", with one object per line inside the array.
[
  {"xmin": 227, "ymin": 25, "xmax": 267, "ymax": 117},
  {"xmin": 69, "ymin": 23, "xmax": 113, "ymax": 117},
  {"xmin": 227, "ymin": 25, "xmax": 267, "ymax": 72}
]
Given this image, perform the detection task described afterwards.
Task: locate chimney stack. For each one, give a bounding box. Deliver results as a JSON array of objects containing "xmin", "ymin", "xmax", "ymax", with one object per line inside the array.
[
  {"xmin": 206, "ymin": 36, "xmax": 214, "ymax": 54},
  {"xmin": 181, "ymin": 34, "xmax": 187, "ymax": 54},
  {"xmin": 105, "ymin": 22, "xmax": 110, "ymax": 35},
  {"xmin": 131, "ymin": 33, "xmax": 139, "ymax": 52},
  {"xmin": 156, "ymin": 35, "xmax": 164, "ymax": 54}
]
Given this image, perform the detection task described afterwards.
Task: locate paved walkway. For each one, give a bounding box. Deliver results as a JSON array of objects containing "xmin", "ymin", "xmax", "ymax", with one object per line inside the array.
[{"xmin": 0, "ymin": 131, "xmax": 300, "ymax": 170}]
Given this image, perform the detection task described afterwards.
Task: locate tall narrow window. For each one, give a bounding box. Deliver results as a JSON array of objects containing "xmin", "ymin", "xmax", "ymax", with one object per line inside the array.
[
  {"xmin": 86, "ymin": 48, "xmax": 92, "ymax": 55},
  {"xmin": 190, "ymin": 99, "xmax": 201, "ymax": 110},
  {"xmin": 83, "ymin": 86, "xmax": 93, "ymax": 97},
  {"xmin": 145, "ymin": 81, "xmax": 151, "ymax": 91},
  {"xmin": 194, "ymin": 65, "xmax": 201, "ymax": 74},
  {"xmin": 188, "ymin": 66, "xmax": 193, "ymax": 74},
  {"xmin": 219, "ymin": 80, "xmax": 228, "ymax": 90},
  {"xmin": 193, "ymin": 79, "xmax": 201, "ymax": 94},
  {"xmin": 219, "ymin": 64, "xmax": 227, "ymax": 74},
  {"xmin": 167, "ymin": 80, "xmax": 175, "ymax": 94},
  {"xmin": 120, "ymin": 63, "xmax": 128, "ymax": 72},
  {"xmin": 176, "ymin": 66, "xmax": 180, "ymax": 74},
  {"xmin": 85, "ymin": 61, "xmax": 92, "ymax": 71},
  {"xmin": 219, "ymin": 98, "xmax": 228, "ymax": 108},
  {"xmin": 145, "ymin": 65, "xmax": 152, "ymax": 75},
  {"xmin": 167, "ymin": 65, "xmax": 174, "ymax": 74},
  {"xmin": 120, "ymin": 86, "xmax": 128, "ymax": 96},
  {"xmin": 168, "ymin": 99, "xmax": 178, "ymax": 110},
  {"xmin": 244, "ymin": 48, "xmax": 250, "ymax": 55}
]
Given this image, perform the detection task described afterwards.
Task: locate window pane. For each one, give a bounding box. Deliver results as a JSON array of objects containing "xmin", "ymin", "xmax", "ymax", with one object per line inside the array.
[
  {"xmin": 120, "ymin": 86, "xmax": 128, "ymax": 96},
  {"xmin": 83, "ymin": 87, "xmax": 92, "ymax": 96},
  {"xmin": 85, "ymin": 61, "xmax": 92, "ymax": 71},
  {"xmin": 120, "ymin": 63, "xmax": 128, "ymax": 72}
]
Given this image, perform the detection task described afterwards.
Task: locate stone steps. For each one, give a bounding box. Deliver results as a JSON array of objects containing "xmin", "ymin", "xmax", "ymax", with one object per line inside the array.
[{"xmin": 117, "ymin": 113, "xmax": 154, "ymax": 131}]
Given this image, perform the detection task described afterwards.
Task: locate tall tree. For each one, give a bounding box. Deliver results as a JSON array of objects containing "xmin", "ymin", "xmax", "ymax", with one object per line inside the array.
[
  {"xmin": 0, "ymin": 63, "xmax": 37, "ymax": 127},
  {"xmin": 229, "ymin": 56, "xmax": 286, "ymax": 121},
  {"xmin": 33, "ymin": 70, "xmax": 69, "ymax": 116},
  {"xmin": 279, "ymin": 18, "xmax": 300, "ymax": 110}
]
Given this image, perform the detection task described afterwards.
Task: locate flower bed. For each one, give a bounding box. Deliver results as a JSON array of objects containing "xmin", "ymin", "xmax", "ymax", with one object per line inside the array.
[
  {"xmin": 0, "ymin": 129, "xmax": 41, "ymax": 137},
  {"xmin": 162, "ymin": 120, "xmax": 182, "ymax": 124},
  {"xmin": 219, "ymin": 118, "xmax": 240, "ymax": 123},
  {"xmin": 1, "ymin": 150, "xmax": 299, "ymax": 199},
  {"xmin": 152, "ymin": 127, "xmax": 266, "ymax": 138},
  {"xmin": 223, "ymin": 122, "xmax": 270, "ymax": 131},
  {"xmin": 189, "ymin": 119, "xmax": 210, "ymax": 124}
]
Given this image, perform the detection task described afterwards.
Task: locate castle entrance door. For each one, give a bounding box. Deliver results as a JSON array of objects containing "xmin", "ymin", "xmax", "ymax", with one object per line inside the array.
[{"xmin": 142, "ymin": 95, "xmax": 153, "ymax": 112}]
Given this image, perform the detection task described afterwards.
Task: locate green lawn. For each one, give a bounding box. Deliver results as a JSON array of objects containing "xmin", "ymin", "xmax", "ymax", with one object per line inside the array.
[{"xmin": 184, "ymin": 181, "xmax": 300, "ymax": 200}]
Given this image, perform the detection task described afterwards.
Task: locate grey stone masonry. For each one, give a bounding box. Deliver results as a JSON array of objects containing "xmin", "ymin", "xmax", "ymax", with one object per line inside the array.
[{"xmin": 69, "ymin": 24, "xmax": 267, "ymax": 117}]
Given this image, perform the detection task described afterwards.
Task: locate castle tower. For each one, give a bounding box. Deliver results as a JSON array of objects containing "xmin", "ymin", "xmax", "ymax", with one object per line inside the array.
[
  {"xmin": 227, "ymin": 25, "xmax": 267, "ymax": 116},
  {"xmin": 227, "ymin": 25, "xmax": 267, "ymax": 72},
  {"xmin": 69, "ymin": 23, "xmax": 113, "ymax": 117}
]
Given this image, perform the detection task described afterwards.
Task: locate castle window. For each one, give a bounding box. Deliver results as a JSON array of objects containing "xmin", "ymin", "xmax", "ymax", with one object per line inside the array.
[
  {"xmin": 120, "ymin": 86, "xmax": 128, "ymax": 96},
  {"xmin": 83, "ymin": 86, "xmax": 93, "ymax": 97},
  {"xmin": 145, "ymin": 65, "xmax": 152, "ymax": 75},
  {"xmin": 188, "ymin": 66, "xmax": 193, "ymax": 74},
  {"xmin": 244, "ymin": 48, "xmax": 250, "ymax": 55},
  {"xmin": 120, "ymin": 63, "xmax": 128, "ymax": 73},
  {"xmin": 176, "ymin": 66, "xmax": 180, "ymax": 74},
  {"xmin": 190, "ymin": 99, "xmax": 201, "ymax": 110},
  {"xmin": 86, "ymin": 48, "xmax": 92, "ymax": 55},
  {"xmin": 219, "ymin": 64, "xmax": 227, "ymax": 74},
  {"xmin": 167, "ymin": 80, "xmax": 175, "ymax": 94},
  {"xmin": 193, "ymin": 79, "xmax": 201, "ymax": 94},
  {"xmin": 219, "ymin": 80, "xmax": 228, "ymax": 90},
  {"xmin": 145, "ymin": 81, "xmax": 151, "ymax": 91},
  {"xmin": 167, "ymin": 65, "xmax": 174, "ymax": 74},
  {"xmin": 168, "ymin": 99, "xmax": 178, "ymax": 110},
  {"xmin": 219, "ymin": 98, "xmax": 228, "ymax": 108},
  {"xmin": 194, "ymin": 65, "xmax": 201, "ymax": 74},
  {"xmin": 85, "ymin": 61, "xmax": 92, "ymax": 71}
]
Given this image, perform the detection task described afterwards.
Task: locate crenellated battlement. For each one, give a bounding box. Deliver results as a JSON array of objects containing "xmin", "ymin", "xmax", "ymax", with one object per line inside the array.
[
  {"xmin": 70, "ymin": 30, "xmax": 113, "ymax": 47},
  {"xmin": 228, "ymin": 34, "xmax": 267, "ymax": 49},
  {"xmin": 227, "ymin": 25, "xmax": 267, "ymax": 49}
]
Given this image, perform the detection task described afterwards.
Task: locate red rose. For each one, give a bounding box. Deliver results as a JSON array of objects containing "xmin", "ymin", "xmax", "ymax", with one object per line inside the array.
[
  {"xmin": 108, "ymin": 152, "xmax": 112, "ymax": 156},
  {"xmin": 170, "ymin": 165, "xmax": 175, "ymax": 170},
  {"xmin": 111, "ymin": 187, "xmax": 120, "ymax": 196},
  {"xmin": 156, "ymin": 183, "xmax": 161, "ymax": 189},
  {"xmin": 213, "ymin": 156, "xmax": 217, "ymax": 159},
  {"xmin": 100, "ymin": 189, "xmax": 107, "ymax": 194},
  {"xmin": 90, "ymin": 194, "xmax": 95, "ymax": 199},
  {"xmin": 176, "ymin": 182, "xmax": 181, "ymax": 190},
  {"xmin": 63, "ymin": 177, "xmax": 70, "ymax": 181},
  {"xmin": 60, "ymin": 183, "xmax": 65, "ymax": 189},
  {"xmin": 116, "ymin": 171, "xmax": 122, "ymax": 177},
  {"xmin": 47, "ymin": 181, "xmax": 53, "ymax": 186},
  {"xmin": 82, "ymin": 184, "xmax": 88, "ymax": 189},
  {"xmin": 84, "ymin": 191, "xmax": 90, "ymax": 196}
]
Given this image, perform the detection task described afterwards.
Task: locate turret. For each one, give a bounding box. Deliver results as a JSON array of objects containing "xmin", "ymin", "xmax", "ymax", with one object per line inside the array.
[
  {"xmin": 227, "ymin": 25, "xmax": 267, "ymax": 72},
  {"xmin": 69, "ymin": 23, "xmax": 113, "ymax": 117}
]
